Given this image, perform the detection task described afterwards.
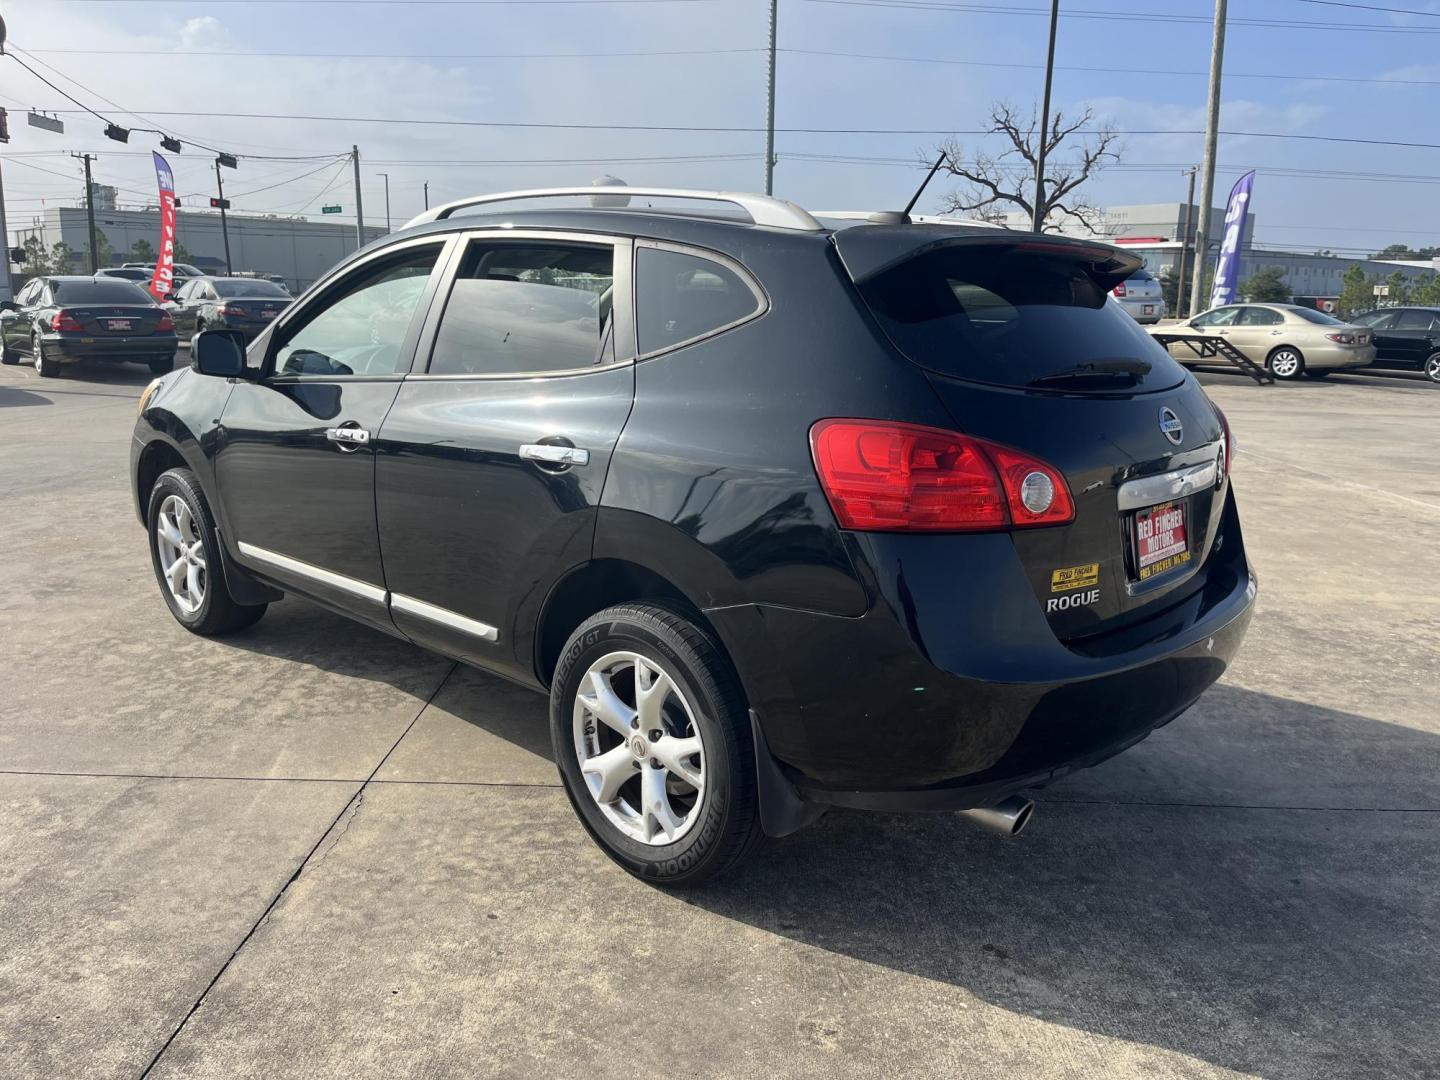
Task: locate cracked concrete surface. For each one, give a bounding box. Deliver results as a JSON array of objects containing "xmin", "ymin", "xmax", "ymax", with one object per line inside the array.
[{"xmin": 1, "ymin": 359, "xmax": 1436, "ymax": 1079}]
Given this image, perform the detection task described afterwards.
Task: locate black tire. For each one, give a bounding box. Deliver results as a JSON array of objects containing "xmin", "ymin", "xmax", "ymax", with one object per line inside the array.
[
  {"xmin": 1266, "ymin": 346, "xmax": 1305, "ymax": 380},
  {"xmin": 148, "ymin": 355, "xmax": 174, "ymax": 375},
  {"xmin": 33, "ymin": 335, "xmax": 61, "ymax": 378},
  {"xmin": 0, "ymin": 339, "xmax": 17, "ymax": 365},
  {"xmin": 550, "ymin": 602, "xmax": 763, "ymax": 886},
  {"xmin": 146, "ymin": 467, "xmax": 268, "ymax": 636},
  {"xmin": 1302, "ymin": 369, "xmax": 1330, "ymax": 380},
  {"xmin": 1424, "ymin": 352, "xmax": 1440, "ymax": 385}
]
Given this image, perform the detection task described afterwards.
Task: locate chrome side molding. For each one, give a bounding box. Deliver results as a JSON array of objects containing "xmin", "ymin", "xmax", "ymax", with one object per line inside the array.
[
  {"xmin": 236, "ymin": 542, "xmax": 499, "ymax": 642},
  {"xmin": 236, "ymin": 542, "xmax": 387, "ymax": 604},
  {"xmin": 390, "ymin": 592, "xmax": 499, "ymax": 643}
]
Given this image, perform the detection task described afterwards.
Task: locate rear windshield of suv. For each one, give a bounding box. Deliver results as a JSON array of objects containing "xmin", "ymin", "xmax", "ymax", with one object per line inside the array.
[
  {"xmin": 51, "ymin": 281, "xmax": 153, "ymax": 304},
  {"xmin": 856, "ymin": 246, "xmax": 1186, "ymax": 391}
]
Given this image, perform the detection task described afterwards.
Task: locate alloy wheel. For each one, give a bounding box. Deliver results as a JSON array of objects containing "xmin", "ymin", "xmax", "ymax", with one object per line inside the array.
[
  {"xmin": 1269, "ymin": 350, "xmax": 1301, "ymax": 379},
  {"xmin": 154, "ymin": 494, "xmax": 207, "ymax": 614},
  {"xmin": 572, "ymin": 650, "xmax": 706, "ymax": 846},
  {"xmin": 1426, "ymin": 354, "xmax": 1440, "ymax": 384}
]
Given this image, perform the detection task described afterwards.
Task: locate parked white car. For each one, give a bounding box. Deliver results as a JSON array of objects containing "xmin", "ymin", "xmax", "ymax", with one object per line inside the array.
[{"xmin": 1112, "ymin": 268, "xmax": 1167, "ymax": 324}]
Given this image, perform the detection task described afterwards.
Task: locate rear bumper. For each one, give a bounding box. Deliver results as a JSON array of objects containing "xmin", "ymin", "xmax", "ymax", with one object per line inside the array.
[
  {"xmin": 709, "ymin": 492, "xmax": 1255, "ymax": 808},
  {"xmin": 1116, "ymin": 297, "xmax": 1167, "ymax": 324},
  {"xmin": 46, "ymin": 332, "xmax": 178, "ymax": 363},
  {"xmin": 1306, "ymin": 343, "xmax": 1376, "ymax": 370}
]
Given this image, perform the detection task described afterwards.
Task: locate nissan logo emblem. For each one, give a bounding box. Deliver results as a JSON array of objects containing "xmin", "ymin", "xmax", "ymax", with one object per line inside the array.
[{"xmin": 1159, "ymin": 407, "xmax": 1183, "ymax": 446}]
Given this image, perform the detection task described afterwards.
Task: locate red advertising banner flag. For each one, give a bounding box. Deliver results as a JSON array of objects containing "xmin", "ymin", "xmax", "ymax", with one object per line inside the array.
[{"xmin": 147, "ymin": 152, "xmax": 177, "ymax": 300}]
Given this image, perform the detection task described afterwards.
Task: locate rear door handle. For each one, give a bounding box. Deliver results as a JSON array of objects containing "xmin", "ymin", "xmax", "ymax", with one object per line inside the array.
[
  {"xmin": 326, "ymin": 424, "xmax": 371, "ymax": 451},
  {"xmin": 520, "ymin": 443, "xmax": 589, "ymax": 467}
]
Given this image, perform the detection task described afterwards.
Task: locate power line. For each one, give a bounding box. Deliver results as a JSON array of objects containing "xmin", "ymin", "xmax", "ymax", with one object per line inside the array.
[
  {"xmin": 801, "ymin": 0, "xmax": 1440, "ymax": 33},
  {"xmin": 1286, "ymin": 0, "xmax": 1440, "ymax": 16},
  {"xmin": 22, "ymin": 43, "xmax": 1436, "ymax": 87}
]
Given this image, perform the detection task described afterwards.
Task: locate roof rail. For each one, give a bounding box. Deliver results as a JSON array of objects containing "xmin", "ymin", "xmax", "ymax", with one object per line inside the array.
[{"xmin": 402, "ymin": 187, "xmax": 824, "ymax": 232}]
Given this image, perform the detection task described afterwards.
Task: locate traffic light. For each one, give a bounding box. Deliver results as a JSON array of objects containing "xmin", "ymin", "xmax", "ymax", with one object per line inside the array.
[
  {"xmin": 216, "ymin": 152, "xmax": 238, "ymax": 169},
  {"xmin": 160, "ymin": 136, "xmax": 182, "ymax": 153},
  {"xmin": 104, "ymin": 123, "xmax": 130, "ymax": 143},
  {"xmin": 210, "ymin": 197, "xmax": 231, "ymax": 210}
]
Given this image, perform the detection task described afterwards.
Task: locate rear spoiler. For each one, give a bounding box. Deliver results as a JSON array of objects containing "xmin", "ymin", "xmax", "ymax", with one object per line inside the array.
[{"xmin": 831, "ymin": 225, "xmax": 1143, "ymax": 292}]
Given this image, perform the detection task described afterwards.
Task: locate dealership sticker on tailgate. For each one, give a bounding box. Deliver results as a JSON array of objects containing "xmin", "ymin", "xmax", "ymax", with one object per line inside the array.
[
  {"xmin": 1135, "ymin": 500, "xmax": 1191, "ymax": 581},
  {"xmin": 1051, "ymin": 563, "xmax": 1100, "ymax": 592}
]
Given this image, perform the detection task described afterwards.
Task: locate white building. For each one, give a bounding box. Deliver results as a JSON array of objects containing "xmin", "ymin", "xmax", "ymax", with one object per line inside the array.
[{"xmin": 12, "ymin": 205, "xmax": 388, "ymax": 293}]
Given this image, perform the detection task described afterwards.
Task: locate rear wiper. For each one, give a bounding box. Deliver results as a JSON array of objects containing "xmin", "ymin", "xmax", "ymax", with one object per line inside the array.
[{"xmin": 1027, "ymin": 359, "xmax": 1150, "ymax": 389}]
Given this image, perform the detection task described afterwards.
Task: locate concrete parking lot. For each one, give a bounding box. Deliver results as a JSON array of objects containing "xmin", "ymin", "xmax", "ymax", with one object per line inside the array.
[{"xmin": 2, "ymin": 356, "xmax": 1437, "ymax": 1080}]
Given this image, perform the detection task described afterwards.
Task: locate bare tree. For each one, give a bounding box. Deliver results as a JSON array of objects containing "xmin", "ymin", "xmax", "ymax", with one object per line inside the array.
[{"xmin": 933, "ymin": 102, "xmax": 1120, "ymax": 233}]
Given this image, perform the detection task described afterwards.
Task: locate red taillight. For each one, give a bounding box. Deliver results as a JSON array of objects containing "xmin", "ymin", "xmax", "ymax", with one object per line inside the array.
[
  {"xmin": 1112, "ymin": 282, "xmax": 1127, "ymax": 297},
  {"xmin": 1324, "ymin": 332, "xmax": 1355, "ymax": 344},
  {"xmin": 1212, "ymin": 402, "xmax": 1233, "ymax": 478},
  {"xmin": 51, "ymin": 310, "xmax": 83, "ymax": 332},
  {"xmin": 155, "ymin": 313, "xmax": 175, "ymax": 332},
  {"xmin": 809, "ymin": 419, "xmax": 1074, "ymax": 533},
  {"xmin": 216, "ymin": 304, "xmax": 238, "ymax": 316}
]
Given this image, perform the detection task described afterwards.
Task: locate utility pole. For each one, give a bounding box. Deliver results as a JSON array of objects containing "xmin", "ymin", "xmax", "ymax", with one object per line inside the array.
[
  {"xmin": 351, "ymin": 145, "xmax": 365, "ymax": 250},
  {"xmin": 1190, "ymin": 0, "xmax": 1228, "ymax": 316},
  {"xmin": 214, "ymin": 159, "xmax": 232, "ymax": 275},
  {"xmin": 72, "ymin": 153, "xmax": 99, "ymax": 273},
  {"xmin": 764, "ymin": 0, "xmax": 777, "ymax": 195},
  {"xmin": 0, "ymin": 158, "xmax": 11, "ymax": 302},
  {"xmin": 378, "ymin": 172, "xmax": 391, "ymax": 232},
  {"xmin": 1175, "ymin": 166, "xmax": 1197, "ymax": 318},
  {"xmin": 1031, "ymin": 0, "xmax": 1061, "ymax": 233},
  {"xmin": 423, "ymin": 181, "xmax": 429, "ymax": 211}
]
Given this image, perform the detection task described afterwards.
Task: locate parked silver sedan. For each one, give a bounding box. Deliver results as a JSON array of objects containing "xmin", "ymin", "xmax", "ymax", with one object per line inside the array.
[
  {"xmin": 1157, "ymin": 303, "xmax": 1375, "ymax": 380},
  {"xmin": 1111, "ymin": 268, "xmax": 1167, "ymax": 324}
]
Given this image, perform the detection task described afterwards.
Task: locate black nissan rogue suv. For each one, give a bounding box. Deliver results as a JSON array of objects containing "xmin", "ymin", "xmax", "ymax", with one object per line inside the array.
[{"xmin": 131, "ymin": 188, "xmax": 1255, "ymax": 885}]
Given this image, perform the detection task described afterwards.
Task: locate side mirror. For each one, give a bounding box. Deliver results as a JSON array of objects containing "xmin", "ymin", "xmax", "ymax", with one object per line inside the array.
[
  {"xmin": 192, "ymin": 328, "xmax": 247, "ymax": 378},
  {"xmin": 163, "ymin": 293, "xmax": 177, "ymax": 304}
]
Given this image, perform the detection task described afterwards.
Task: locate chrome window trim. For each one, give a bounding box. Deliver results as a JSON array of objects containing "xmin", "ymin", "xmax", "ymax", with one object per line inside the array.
[
  {"xmin": 409, "ymin": 228, "xmax": 634, "ymax": 380},
  {"xmin": 632, "ymin": 238, "xmax": 769, "ymax": 361},
  {"xmin": 391, "ymin": 593, "xmax": 499, "ymax": 643},
  {"xmin": 236, "ymin": 542, "xmax": 387, "ymax": 604}
]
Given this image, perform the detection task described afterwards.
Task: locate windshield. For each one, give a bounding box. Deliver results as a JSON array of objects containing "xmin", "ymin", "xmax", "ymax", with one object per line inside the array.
[
  {"xmin": 214, "ymin": 279, "xmax": 289, "ymax": 298},
  {"xmin": 52, "ymin": 280, "xmax": 154, "ymax": 304},
  {"xmin": 856, "ymin": 247, "xmax": 1188, "ymax": 391},
  {"xmin": 1290, "ymin": 307, "xmax": 1345, "ymax": 325}
]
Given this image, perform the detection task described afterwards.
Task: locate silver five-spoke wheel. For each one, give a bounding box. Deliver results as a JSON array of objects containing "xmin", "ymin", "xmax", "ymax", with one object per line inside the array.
[
  {"xmin": 572, "ymin": 651, "xmax": 705, "ymax": 845},
  {"xmin": 154, "ymin": 493, "xmax": 207, "ymax": 615}
]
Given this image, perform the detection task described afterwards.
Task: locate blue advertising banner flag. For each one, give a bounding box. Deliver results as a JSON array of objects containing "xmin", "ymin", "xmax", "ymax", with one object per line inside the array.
[{"xmin": 1209, "ymin": 170, "xmax": 1256, "ymax": 309}]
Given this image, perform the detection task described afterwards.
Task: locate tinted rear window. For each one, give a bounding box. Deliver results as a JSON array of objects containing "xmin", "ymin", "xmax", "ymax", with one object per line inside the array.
[
  {"xmin": 213, "ymin": 279, "xmax": 290, "ymax": 298},
  {"xmin": 52, "ymin": 281, "xmax": 153, "ymax": 304},
  {"xmin": 857, "ymin": 247, "xmax": 1186, "ymax": 390},
  {"xmin": 1126, "ymin": 269, "xmax": 1156, "ymax": 281}
]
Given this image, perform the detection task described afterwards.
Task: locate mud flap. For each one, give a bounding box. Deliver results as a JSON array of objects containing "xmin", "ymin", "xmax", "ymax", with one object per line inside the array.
[{"xmin": 751, "ymin": 709, "xmax": 827, "ymax": 838}]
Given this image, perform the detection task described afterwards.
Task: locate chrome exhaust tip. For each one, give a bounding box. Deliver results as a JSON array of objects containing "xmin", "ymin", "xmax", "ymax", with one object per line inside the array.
[{"xmin": 958, "ymin": 795, "xmax": 1035, "ymax": 836}]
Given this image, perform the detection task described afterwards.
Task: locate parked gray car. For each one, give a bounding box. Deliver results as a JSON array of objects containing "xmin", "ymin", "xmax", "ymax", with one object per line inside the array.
[{"xmin": 1112, "ymin": 268, "xmax": 1167, "ymax": 324}]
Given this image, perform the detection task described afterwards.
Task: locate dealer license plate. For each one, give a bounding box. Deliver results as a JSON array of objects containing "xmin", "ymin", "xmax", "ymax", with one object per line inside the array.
[
  {"xmin": 1143, "ymin": 304, "xmax": 1155, "ymax": 315},
  {"xmin": 1133, "ymin": 500, "xmax": 1190, "ymax": 581},
  {"xmin": 106, "ymin": 319, "xmax": 133, "ymax": 331}
]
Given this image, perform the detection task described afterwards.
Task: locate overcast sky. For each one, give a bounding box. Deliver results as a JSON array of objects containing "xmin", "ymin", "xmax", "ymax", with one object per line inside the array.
[{"xmin": 1, "ymin": 0, "xmax": 1437, "ymax": 256}]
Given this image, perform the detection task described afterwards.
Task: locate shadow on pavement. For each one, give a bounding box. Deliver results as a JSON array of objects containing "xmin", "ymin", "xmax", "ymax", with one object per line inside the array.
[{"xmin": 0, "ymin": 385, "xmax": 52, "ymax": 408}]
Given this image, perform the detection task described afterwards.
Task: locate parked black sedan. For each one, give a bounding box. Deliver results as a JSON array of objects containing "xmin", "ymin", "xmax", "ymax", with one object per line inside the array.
[
  {"xmin": 0, "ymin": 276, "xmax": 178, "ymax": 377},
  {"xmin": 1349, "ymin": 307, "xmax": 1440, "ymax": 383},
  {"xmin": 164, "ymin": 276, "xmax": 293, "ymax": 343}
]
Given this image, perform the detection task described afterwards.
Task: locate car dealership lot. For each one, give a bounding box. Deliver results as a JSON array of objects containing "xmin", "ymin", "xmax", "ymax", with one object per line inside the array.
[{"xmin": 2, "ymin": 360, "xmax": 1437, "ymax": 1079}]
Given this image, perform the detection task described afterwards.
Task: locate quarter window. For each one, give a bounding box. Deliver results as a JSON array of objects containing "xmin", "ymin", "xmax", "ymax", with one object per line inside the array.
[
  {"xmin": 274, "ymin": 244, "xmax": 441, "ymax": 377},
  {"xmin": 636, "ymin": 246, "xmax": 761, "ymax": 354},
  {"xmin": 427, "ymin": 241, "xmax": 616, "ymax": 376}
]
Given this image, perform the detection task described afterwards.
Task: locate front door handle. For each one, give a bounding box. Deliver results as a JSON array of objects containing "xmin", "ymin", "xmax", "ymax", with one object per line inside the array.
[
  {"xmin": 520, "ymin": 443, "xmax": 589, "ymax": 467},
  {"xmin": 326, "ymin": 424, "xmax": 371, "ymax": 452}
]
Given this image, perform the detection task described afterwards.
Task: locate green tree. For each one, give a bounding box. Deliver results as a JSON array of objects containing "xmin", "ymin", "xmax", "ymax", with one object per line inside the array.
[
  {"xmin": 1338, "ymin": 265, "xmax": 1373, "ymax": 317},
  {"xmin": 128, "ymin": 238, "xmax": 155, "ymax": 264},
  {"xmin": 1385, "ymin": 269, "xmax": 1411, "ymax": 306},
  {"xmin": 49, "ymin": 242, "xmax": 77, "ymax": 275},
  {"xmin": 1239, "ymin": 266, "xmax": 1291, "ymax": 303},
  {"xmin": 172, "ymin": 241, "xmax": 194, "ymax": 265},
  {"xmin": 94, "ymin": 230, "xmax": 116, "ymax": 272},
  {"xmin": 1372, "ymin": 243, "xmax": 1440, "ymax": 260},
  {"xmin": 1414, "ymin": 274, "xmax": 1440, "ymax": 306},
  {"xmin": 19, "ymin": 236, "xmax": 51, "ymax": 279}
]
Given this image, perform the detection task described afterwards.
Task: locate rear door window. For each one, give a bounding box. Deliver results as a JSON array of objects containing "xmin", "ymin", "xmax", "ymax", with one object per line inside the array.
[
  {"xmin": 1396, "ymin": 309, "xmax": 1439, "ymax": 330},
  {"xmin": 635, "ymin": 245, "xmax": 763, "ymax": 355},
  {"xmin": 855, "ymin": 246, "xmax": 1187, "ymax": 391},
  {"xmin": 427, "ymin": 240, "xmax": 616, "ymax": 376}
]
